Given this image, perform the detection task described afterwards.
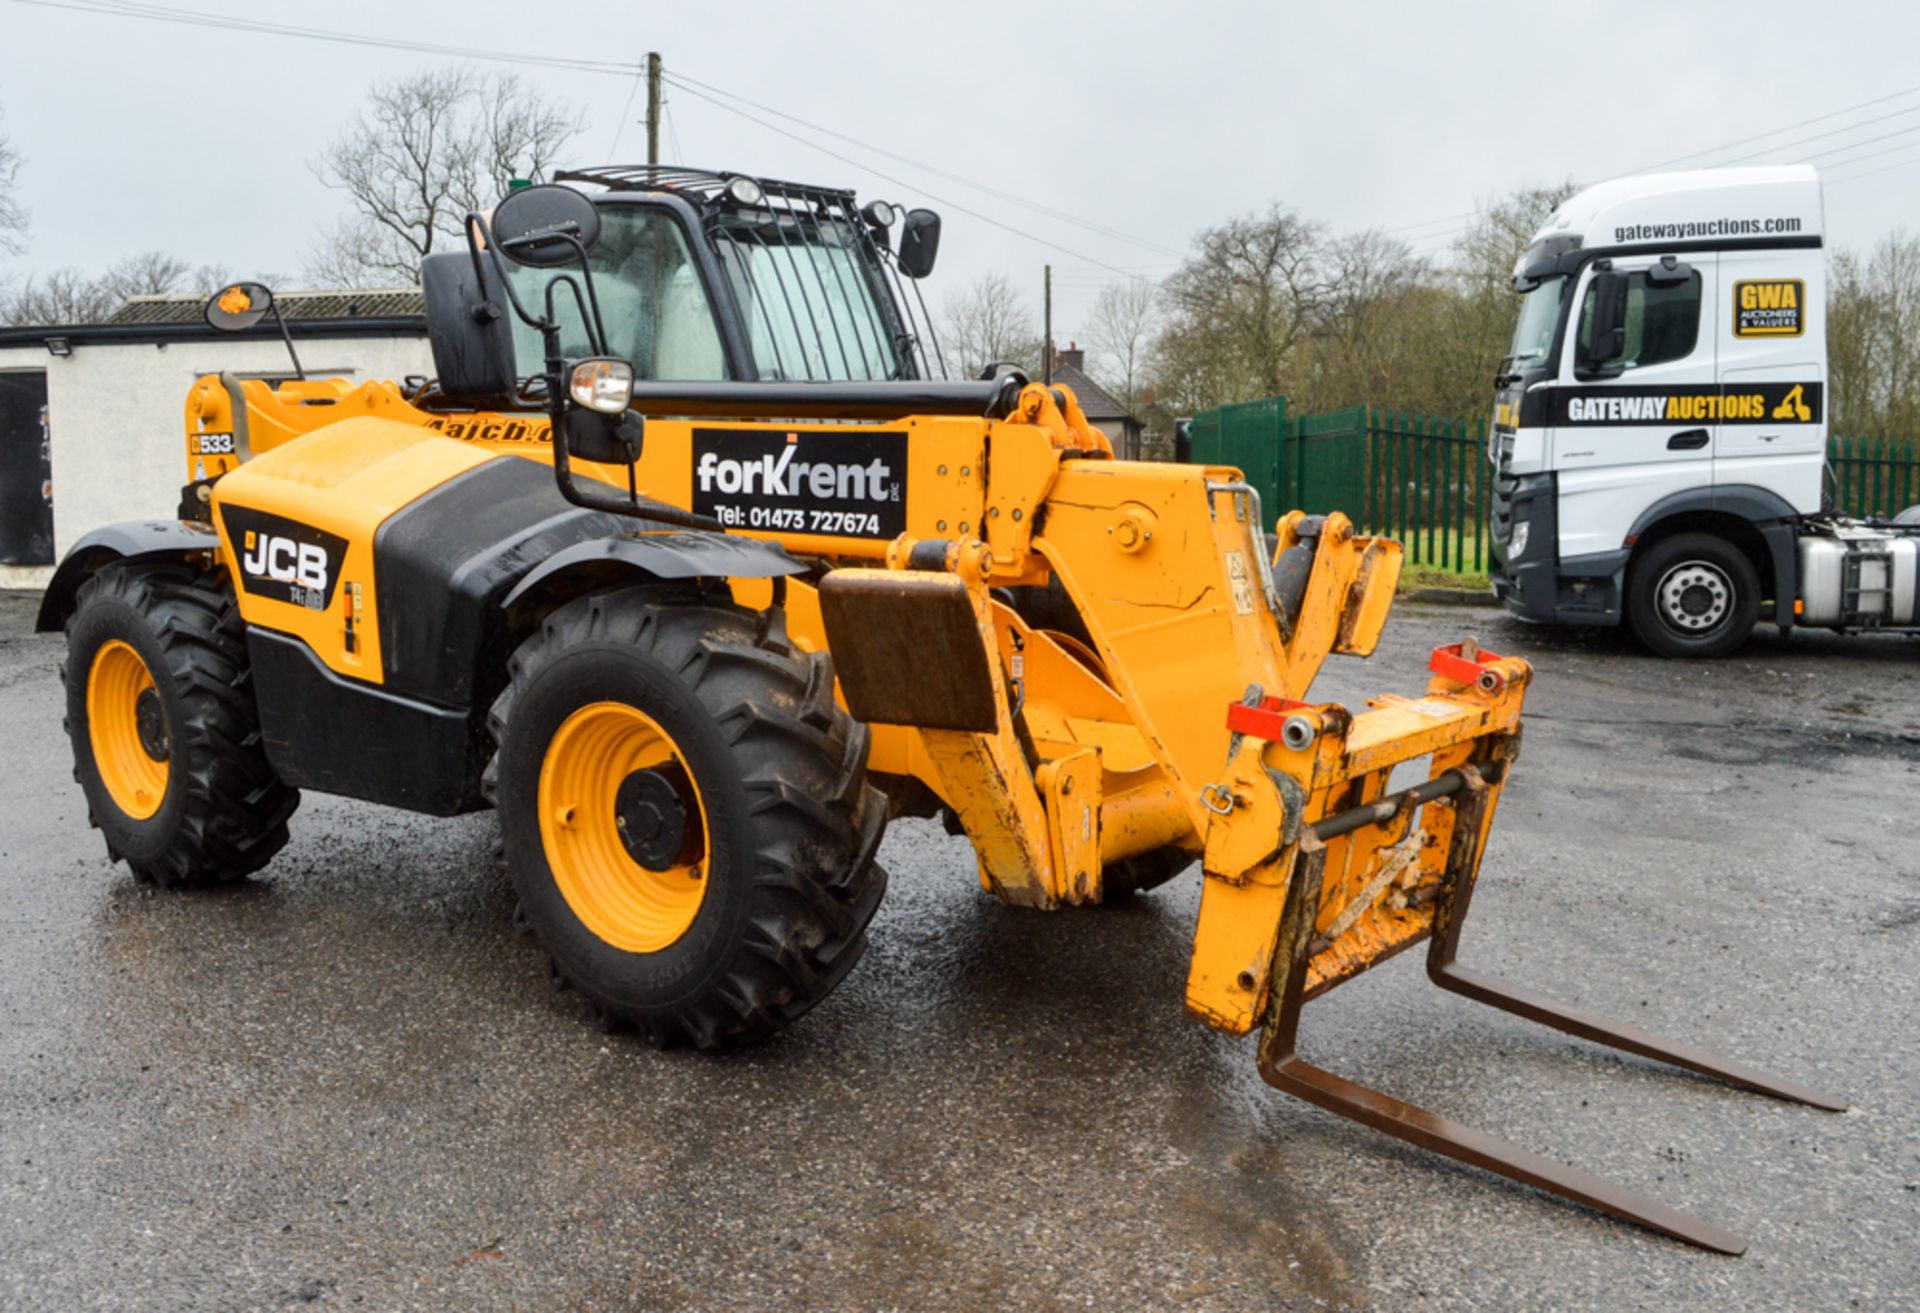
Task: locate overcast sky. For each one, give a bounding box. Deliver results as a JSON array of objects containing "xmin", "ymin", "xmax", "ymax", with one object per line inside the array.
[{"xmin": 3, "ymin": 0, "xmax": 1918, "ymax": 343}]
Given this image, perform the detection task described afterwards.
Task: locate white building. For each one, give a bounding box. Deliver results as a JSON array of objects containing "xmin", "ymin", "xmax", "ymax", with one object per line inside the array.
[{"xmin": 0, "ymin": 289, "xmax": 429, "ymax": 588}]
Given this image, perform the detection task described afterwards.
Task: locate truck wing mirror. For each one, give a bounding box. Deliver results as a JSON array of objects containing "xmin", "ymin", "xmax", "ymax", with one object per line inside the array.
[
  {"xmin": 898, "ymin": 209, "xmax": 941, "ymax": 279},
  {"xmin": 1645, "ymin": 255, "xmax": 1693, "ymax": 287},
  {"xmin": 1580, "ymin": 270, "xmax": 1630, "ymax": 373}
]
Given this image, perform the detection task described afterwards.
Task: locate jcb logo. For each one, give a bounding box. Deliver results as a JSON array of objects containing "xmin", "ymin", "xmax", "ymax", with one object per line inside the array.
[
  {"xmin": 221, "ymin": 506, "xmax": 347, "ymax": 611},
  {"xmin": 1734, "ymin": 279, "xmax": 1805, "ymax": 337},
  {"xmin": 242, "ymin": 529, "xmax": 329, "ymax": 592}
]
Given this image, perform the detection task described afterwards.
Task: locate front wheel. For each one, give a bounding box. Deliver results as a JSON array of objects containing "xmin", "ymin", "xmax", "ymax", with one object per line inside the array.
[
  {"xmin": 62, "ymin": 563, "xmax": 299, "ymax": 885},
  {"xmin": 485, "ymin": 587, "xmax": 887, "ymax": 1048},
  {"xmin": 1625, "ymin": 533, "xmax": 1760, "ymax": 659}
]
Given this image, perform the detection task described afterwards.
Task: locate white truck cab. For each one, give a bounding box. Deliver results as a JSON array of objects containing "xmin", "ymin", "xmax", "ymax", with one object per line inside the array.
[{"xmin": 1488, "ymin": 165, "xmax": 1918, "ymax": 656}]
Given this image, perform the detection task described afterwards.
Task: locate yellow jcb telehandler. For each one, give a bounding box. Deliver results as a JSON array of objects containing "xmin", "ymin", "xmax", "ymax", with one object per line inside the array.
[{"xmin": 37, "ymin": 167, "xmax": 1841, "ymax": 1253}]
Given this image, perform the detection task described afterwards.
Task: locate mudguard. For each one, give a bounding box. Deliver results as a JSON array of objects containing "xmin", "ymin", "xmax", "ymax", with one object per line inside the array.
[
  {"xmin": 35, "ymin": 519, "xmax": 222, "ymax": 632},
  {"xmin": 501, "ymin": 529, "xmax": 804, "ymax": 612}
]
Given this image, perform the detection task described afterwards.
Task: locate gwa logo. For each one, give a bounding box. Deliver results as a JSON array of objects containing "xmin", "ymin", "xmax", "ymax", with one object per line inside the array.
[{"xmin": 219, "ymin": 505, "xmax": 348, "ymax": 610}]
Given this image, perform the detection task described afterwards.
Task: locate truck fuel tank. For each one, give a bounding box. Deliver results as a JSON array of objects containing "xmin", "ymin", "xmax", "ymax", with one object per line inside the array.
[{"xmin": 1798, "ymin": 528, "xmax": 1919, "ymax": 627}]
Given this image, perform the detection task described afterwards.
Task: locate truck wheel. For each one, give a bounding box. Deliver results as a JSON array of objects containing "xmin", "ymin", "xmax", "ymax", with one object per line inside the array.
[
  {"xmin": 485, "ymin": 587, "xmax": 888, "ymax": 1048},
  {"xmin": 62, "ymin": 562, "xmax": 299, "ymax": 886},
  {"xmin": 1625, "ymin": 533, "xmax": 1760, "ymax": 659}
]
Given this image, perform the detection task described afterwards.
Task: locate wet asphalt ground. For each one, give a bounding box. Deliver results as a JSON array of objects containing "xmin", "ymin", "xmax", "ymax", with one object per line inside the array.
[{"xmin": 1, "ymin": 590, "xmax": 1917, "ymax": 1312}]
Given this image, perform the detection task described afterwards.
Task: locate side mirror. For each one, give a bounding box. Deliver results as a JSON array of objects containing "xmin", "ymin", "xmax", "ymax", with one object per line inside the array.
[
  {"xmin": 563, "ymin": 409, "xmax": 646, "ymax": 466},
  {"xmin": 1581, "ymin": 270, "xmax": 1630, "ymax": 372},
  {"xmin": 204, "ymin": 281, "xmax": 274, "ymax": 331},
  {"xmin": 1173, "ymin": 419, "xmax": 1193, "ymax": 464},
  {"xmin": 1645, "ymin": 255, "xmax": 1693, "ymax": 288},
  {"xmin": 897, "ymin": 208, "xmax": 941, "ymax": 279},
  {"xmin": 490, "ymin": 184, "xmax": 601, "ymax": 267},
  {"xmin": 419, "ymin": 252, "xmax": 517, "ymax": 404}
]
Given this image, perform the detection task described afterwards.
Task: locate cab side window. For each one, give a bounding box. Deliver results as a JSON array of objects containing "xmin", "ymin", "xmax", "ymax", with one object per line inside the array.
[{"xmin": 1577, "ymin": 270, "xmax": 1702, "ymax": 371}]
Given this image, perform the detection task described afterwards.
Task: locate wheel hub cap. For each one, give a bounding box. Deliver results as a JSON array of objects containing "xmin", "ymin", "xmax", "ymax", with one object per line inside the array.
[
  {"xmin": 1657, "ymin": 563, "xmax": 1731, "ymax": 633},
  {"xmin": 614, "ymin": 767, "xmax": 689, "ymax": 870},
  {"xmin": 135, "ymin": 687, "xmax": 170, "ymax": 762},
  {"xmin": 536, "ymin": 702, "xmax": 710, "ymax": 953},
  {"xmin": 86, "ymin": 639, "xmax": 170, "ymax": 820}
]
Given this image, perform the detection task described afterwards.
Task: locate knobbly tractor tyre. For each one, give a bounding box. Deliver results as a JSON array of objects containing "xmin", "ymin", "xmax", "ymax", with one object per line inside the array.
[
  {"xmin": 1625, "ymin": 532, "xmax": 1761, "ymax": 659},
  {"xmin": 486, "ymin": 587, "xmax": 887, "ymax": 1048},
  {"xmin": 62, "ymin": 562, "xmax": 299, "ymax": 886}
]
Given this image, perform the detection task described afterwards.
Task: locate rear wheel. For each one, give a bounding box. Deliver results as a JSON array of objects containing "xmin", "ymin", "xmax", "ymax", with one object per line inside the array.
[
  {"xmin": 486, "ymin": 587, "xmax": 887, "ymax": 1047},
  {"xmin": 1626, "ymin": 533, "xmax": 1760, "ymax": 659},
  {"xmin": 63, "ymin": 562, "xmax": 299, "ymax": 885}
]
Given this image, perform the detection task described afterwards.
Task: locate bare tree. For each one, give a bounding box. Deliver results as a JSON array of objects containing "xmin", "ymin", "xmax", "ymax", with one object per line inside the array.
[
  {"xmin": 1830, "ymin": 231, "xmax": 1920, "ymax": 439},
  {"xmin": 0, "ymin": 251, "xmax": 237, "ymax": 326},
  {"xmin": 1295, "ymin": 229, "xmax": 1438, "ymax": 409},
  {"xmin": 940, "ymin": 272, "xmax": 1044, "ymax": 379},
  {"xmin": 309, "ymin": 68, "xmax": 587, "ymax": 286},
  {"xmin": 1149, "ymin": 204, "xmax": 1326, "ymax": 412},
  {"xmin": 1, "ymin": 269, "xmax": 115, "ymax": 324},
  {"xmin": 1084, "ymin": 278, "xmax": 1160, "ymax": 416},
  {"xmin": 0, "ymin": 113, "xmax": 23, "ymax": 260}
]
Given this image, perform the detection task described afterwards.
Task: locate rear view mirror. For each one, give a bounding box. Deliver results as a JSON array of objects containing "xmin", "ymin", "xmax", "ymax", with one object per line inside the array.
[
  {"xmin": 419, "ymin": 252, "xmax": 517, "ymax": 404},
  {"xmin": 898, "ymin": 209, "xmax": 941, "ymax": 279},
  {"xmin": 1646, "ymin": 255, "xmax": 1693, "ymax": 288},
  {"xmin": 1581, "ymin": 270, "xmax": 1630, "ymax": 373},
  {"xmin": 490, "ymin": 184, "xmax": 601, "ymax": 268},
  {"xmin": 205, "ymin": 282, "xmax": 274, "ymax": 331}
]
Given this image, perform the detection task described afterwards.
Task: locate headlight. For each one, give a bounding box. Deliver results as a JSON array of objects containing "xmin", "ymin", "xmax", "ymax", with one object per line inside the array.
[
  {"xmin": 861, "ymin": 199, "xmax": 897, "ymax": 228},
  {"xmin": 1509, "ymin": 520, "xmax": 1531, "ymax": 558},
  {"xmin": 725, "ymin": 176, "xmax": 765, "ymax": 206},
  {"xmin": 569, "ymin": 357, "xmax": 634, "ymax": 414}
]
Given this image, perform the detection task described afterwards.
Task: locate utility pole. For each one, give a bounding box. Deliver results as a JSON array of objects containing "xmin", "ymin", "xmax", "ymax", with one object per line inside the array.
[
  {"xmin": 646, "ymin": 52, "xmax": 663, "ymax": 166},
  {"xmin": 1043, "ymin": 264, "xmax": 1053, "ymax": 384}
]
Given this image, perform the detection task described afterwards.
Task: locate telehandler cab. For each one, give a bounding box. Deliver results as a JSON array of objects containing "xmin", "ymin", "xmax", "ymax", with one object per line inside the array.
[{"xmin": 39, "ymin": 166, "xmax": 1841, "ymax": 1252}]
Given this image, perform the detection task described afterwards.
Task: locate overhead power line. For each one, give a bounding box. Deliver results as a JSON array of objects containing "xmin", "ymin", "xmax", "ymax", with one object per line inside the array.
[
  {"xmin": 1826, "ymin": 140, "xmax": 1920, "ymax": 182},
  {"xmin": 661, "ymin": 71, "xmax": 1184, "ymax": 260},
  {"xmin": 1632, "ymin": 82, "xmax": 1920, "ymax": 172},
  {"xmin": 10, "ymin": 0, "xmax": 643, "ymax": 75},
  {"xmin": 660, "ymin": 77, "xmax": 1163, "ymax": 288}
]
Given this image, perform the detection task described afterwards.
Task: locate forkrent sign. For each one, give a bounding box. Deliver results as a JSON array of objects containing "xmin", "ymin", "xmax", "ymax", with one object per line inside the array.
[{"xmin": 691, "ymin": 428, "xmax": 908, "ymax": 538}]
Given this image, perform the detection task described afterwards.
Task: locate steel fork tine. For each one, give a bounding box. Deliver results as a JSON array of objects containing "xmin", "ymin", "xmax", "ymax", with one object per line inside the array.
[
  {"xmin": 1257, "ymin": 806, "xmax": 1766, "ymax": 1254},
  {"xmin": 1425, "ymin": 774, "xmax": 1847, "ymax": 1113}
]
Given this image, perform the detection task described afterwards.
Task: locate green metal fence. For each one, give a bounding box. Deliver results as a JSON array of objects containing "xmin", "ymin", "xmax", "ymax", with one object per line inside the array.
[
  {"xmin": 1187, "ymin": 399, "xmax": 1491, "ymax": 572},
  {"xmin": 1829, "ymin": 435, "xmax": 1920, "ymax": 518},
  {"xmin": 1186, "ymin": 397, "xmax": 1920, "ymax": 575},
  {"xmin": 1365, "ymin": 411, "xmax": 1489, "ymax": 573}
]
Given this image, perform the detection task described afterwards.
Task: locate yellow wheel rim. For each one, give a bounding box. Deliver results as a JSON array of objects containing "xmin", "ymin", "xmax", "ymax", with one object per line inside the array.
[
  {"xmin": 537, "ymin": 701, "xmax": 711, "ymax": 953},
  {"xmin": 86, "ymin": 639, "xmax": 170, "ymax": 821}
]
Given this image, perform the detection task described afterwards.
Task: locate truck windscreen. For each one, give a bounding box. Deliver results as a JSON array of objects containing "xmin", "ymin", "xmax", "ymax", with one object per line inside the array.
[{"xmin": 1506, "ymin": 275, "xmax": 1566, "ymax": 370}]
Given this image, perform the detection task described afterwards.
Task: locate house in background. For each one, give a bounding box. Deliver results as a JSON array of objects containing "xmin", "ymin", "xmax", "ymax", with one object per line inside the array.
[
  {"xmin": 0, "ymin": 289, "xmax": 428, "ymax": 587},
  {"xmin": 1048, "ymin": 343, "xmax": 1145, "ymax": 458}
]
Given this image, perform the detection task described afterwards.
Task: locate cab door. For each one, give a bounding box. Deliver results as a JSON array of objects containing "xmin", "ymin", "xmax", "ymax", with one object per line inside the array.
[
  {"xmin": 1550, "ymin": 254, "xmax": 1717, "ymax": 560},
  {"xmin": 1715, "ymin": 249, "xmax": 1826, "ymax": 514}
]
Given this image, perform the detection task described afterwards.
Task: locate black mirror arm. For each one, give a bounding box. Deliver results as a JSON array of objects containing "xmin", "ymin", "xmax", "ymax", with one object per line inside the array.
[{"xmin": 268, "ymin": 299, "xmax": 305, "ymax": 381}]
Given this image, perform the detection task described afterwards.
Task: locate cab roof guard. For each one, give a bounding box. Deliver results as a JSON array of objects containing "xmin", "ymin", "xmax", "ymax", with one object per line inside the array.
[{"xmin": 558, "ymin": 164, "xmax": 948, "ymax": 384}]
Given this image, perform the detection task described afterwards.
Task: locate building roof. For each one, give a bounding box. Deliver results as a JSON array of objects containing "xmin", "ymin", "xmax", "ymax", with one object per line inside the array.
[
  {"xmin": 1051, "ymin": 361, "xmax": 1136, "ymax": 424},
  {"xmin": 107, "ymin": 287, "xmax": 425, "ymax": 325}
]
